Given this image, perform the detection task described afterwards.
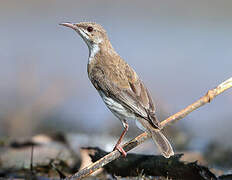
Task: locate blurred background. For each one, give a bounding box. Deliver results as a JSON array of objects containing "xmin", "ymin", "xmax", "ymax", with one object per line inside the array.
[{"xmin": 0, "ymin": 0, "xmax": 232, "ymax": 156}]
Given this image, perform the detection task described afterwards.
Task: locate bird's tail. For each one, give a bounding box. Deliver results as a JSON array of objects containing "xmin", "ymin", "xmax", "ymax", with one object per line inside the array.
[
  {"xmin": 150, "ymin": 129, "xmax": 174, "ymax": 158},
  {"xmin": 136, "ymin": 118, "xmax": 174, "ymax": 158}
]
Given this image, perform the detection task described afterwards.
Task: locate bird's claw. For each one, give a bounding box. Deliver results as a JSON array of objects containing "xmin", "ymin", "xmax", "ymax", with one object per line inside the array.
[{"xmin": 113, "ymin": 145, "xmax": 127, "ymax": 157}]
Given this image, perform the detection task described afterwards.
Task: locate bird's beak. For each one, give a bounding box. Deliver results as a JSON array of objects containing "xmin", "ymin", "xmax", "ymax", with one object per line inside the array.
[
  {"xmin": 60, "ymin": 22, "xmax": 89, "ymax": 43},
  {"xmin": 59, "ymin": 22, "xmax": 78, "ymax": 30}
]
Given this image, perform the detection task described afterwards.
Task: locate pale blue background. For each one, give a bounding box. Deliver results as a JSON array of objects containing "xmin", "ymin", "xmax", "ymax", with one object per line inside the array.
[{"xmin": 0, "ymin": 0, "xmax": 231, "ymax": 146}]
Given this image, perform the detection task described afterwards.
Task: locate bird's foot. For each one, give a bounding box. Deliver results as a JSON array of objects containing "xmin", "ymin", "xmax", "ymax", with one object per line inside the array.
[{"xmin": 113, "ymin": 145, "xmax": 127, "ymax": 157}]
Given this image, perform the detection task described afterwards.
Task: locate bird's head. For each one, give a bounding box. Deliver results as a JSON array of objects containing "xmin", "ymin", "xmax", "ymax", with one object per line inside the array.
[{"xmin": 60, "ymin": 22, "xmax": 109, "ymax": 51}]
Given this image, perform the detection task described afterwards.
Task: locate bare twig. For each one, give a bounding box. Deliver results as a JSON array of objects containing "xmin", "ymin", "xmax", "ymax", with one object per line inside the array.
[
  {"xmin": 160, "ymin": 77, "xmax": 232, "ymax": 126},
  {"xmin": 68, "ymin": 77, "xmax": 232, "ymax": 180}
]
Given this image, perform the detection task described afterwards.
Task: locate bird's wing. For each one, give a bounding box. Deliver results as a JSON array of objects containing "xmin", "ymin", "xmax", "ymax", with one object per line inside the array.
[{"xmin": 90, "ymin": 62, "xmax": 161, "ymax": 129}]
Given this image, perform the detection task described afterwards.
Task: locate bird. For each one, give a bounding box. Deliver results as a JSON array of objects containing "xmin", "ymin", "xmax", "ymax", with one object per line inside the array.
[{"xmin": 60, "ymin": 22, "xmax": 174, "ymax": 158}]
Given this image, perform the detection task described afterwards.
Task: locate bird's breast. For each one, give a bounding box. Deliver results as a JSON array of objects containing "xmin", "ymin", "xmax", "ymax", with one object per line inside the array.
[{"xmin": 98, "ymin": 90, "xmax": 136, "ymax": 120}]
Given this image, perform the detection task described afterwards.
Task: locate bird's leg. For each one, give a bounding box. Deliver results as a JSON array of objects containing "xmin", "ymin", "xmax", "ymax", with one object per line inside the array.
[{"xmin": 113, "ymin": 120, "xmax": 129, "ymax": 157}]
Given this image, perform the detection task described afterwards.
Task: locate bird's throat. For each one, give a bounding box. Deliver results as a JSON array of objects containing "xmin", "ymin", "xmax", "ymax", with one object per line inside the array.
[
  {"xmin": 87, "ymin": 40, "xmax": 115, "ymax": 64},
  {"xmin": 88, "ymin": 43, "xmax": 100, "ymax": 64}
]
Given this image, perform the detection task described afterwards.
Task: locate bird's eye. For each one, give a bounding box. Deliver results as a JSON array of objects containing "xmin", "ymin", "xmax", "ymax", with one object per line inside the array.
[{"xmin": 87, "ymin": 26, "xmax": 93, "ymax": 32}]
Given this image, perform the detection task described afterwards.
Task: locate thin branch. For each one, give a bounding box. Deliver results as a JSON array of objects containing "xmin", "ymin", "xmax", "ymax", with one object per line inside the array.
[
  {"xmin": 68, "ymin": 77, "xmax": 232, "ymax": 180},
  {"xmin": 160, "ymin": 77, "xmax": 232, "ymax": 126}
]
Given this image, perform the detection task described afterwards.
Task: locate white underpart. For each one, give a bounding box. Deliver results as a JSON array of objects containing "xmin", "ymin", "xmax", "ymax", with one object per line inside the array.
[
  {"xmin": 88, "ymin": 44, "xmax": 100, "ymax": 63},
  {"xmin": 99, "ymin": 91, "xmax": 135, "ymax": 120},
  {"xmin": 99, "ymin": 91, "xmax": 146, "ymax": 131}
]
